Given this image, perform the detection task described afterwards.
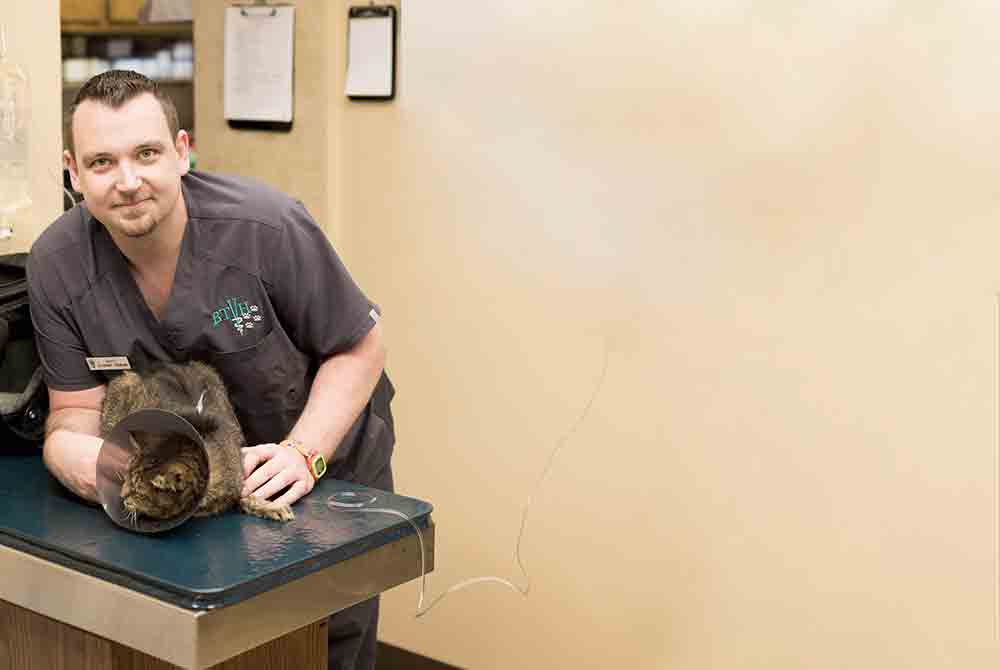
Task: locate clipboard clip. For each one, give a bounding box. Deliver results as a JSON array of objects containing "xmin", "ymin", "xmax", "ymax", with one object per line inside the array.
[
  {"xmin": 350, "ymin": 3, "xmax": 395, "ymax": 19},
  {"xmin": 237, "ymin": 0, "xmax": 279, "ymax": 17}
]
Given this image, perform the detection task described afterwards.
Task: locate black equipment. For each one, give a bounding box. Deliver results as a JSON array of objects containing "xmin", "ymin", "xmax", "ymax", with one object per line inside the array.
[{"xmin": 0, "ymin": 253, "xmax": 47, "ymax": 444}]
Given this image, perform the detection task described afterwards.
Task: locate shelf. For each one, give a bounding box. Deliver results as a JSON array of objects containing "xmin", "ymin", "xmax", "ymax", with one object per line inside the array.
[{"xmin": 61, "ymin": 22, "xmax": 192, "ymax": 37}]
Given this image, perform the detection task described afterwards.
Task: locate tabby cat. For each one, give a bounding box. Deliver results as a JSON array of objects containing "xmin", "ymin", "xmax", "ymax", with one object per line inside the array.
[{"xmin": 100, "ymin": 360, "xmax": 293, "ymax": 523}]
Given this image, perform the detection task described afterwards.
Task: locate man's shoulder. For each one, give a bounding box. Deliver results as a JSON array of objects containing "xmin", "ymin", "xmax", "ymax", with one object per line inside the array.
[
  {"xmin": 27, "ymin": 206, "xmax": 98, "ymax": 307},
  {"xmin": 183, "ymin": 171, "xmax": 313, "ymax": 276},
  {"xmin": 29, "ymin": 206, "xmax": 89, "ymax": 263},
  {"xmin": 183, "ymin": 171, "xmax": 299, "ymax": 231}
]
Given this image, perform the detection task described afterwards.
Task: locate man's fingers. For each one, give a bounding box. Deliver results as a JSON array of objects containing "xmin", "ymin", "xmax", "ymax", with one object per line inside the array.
[
  {"xmin": 242, "ymin": 451, "xmax": 264, "ymax": 479},
  {"xmin": 242, "ymin": 444, "xmax": 278, "ymax": 479},
  {"xmin": 251, "ymin": 470, "xmax": 296, "ymax": 502},
  {"xmin": 240, "ymin": 443, "xmax": 315, "ymax": 500},
  {"xmin": 242, "ymin": 456, "xmax": 283, "ymax": 496},
  {"xmin": 272, "ymin": 480, "xmax": 311, "ymax": 508}
]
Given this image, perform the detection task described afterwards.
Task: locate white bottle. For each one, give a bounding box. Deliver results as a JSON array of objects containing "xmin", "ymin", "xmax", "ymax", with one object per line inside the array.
[{"xmin": 0, "ymin": 24, "xmax": 30, "ymax": 239}]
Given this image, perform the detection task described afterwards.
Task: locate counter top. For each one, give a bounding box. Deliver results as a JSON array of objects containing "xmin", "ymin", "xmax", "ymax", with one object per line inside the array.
[{"xmin": 0, "ymin": 442, "xmax": 433, "ymax": 668}]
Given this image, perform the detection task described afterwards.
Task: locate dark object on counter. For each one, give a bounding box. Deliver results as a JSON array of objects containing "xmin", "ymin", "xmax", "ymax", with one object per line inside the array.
[{"xmin": 0, "ymin": 253, "xmax": 47, "ymax": 444}]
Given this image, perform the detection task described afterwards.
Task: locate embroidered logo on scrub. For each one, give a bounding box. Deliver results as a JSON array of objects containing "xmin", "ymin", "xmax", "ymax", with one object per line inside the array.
[{"xmin": 211, "ymin": 297, "xmax": 262, "ymax": 335}]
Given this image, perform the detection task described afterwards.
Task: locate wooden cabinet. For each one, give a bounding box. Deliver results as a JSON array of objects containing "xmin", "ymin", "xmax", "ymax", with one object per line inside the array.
[
  {"xmin": 61, "ymin": 0, "xmax": 105, "ymax": 23},
  {"xmin": 108, "ymin": 0, "xmax": 147, "ymax": 23},
  {"xmin": 61, "ymin": 0, "xmax": 191, "ymax": 36}
]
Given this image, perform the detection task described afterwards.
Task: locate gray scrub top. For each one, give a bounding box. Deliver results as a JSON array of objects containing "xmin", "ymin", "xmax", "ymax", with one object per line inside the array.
[{"xmin": 27, "ymin": 171, "xmax": 394, "ymax": 486}]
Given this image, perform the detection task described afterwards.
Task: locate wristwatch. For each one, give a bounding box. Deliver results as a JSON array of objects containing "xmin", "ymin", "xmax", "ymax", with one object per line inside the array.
[{"xmin": 283, "ymin": 439, "xmax": 327, "ymax": 481}]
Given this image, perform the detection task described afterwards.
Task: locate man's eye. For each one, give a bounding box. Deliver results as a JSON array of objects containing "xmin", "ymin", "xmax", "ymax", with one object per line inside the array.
[
  {"xmin": 91, "ymin": 158, "xmax": 110, "ymax": 168},
  {"xmin": 139, "ymin": 149, "xmax": 158, "ymax": 160}
]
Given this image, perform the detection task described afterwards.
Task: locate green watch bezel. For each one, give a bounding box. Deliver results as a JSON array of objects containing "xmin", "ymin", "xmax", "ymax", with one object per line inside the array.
[{"xmin": 309, "ymin": 452, "xmax": 327, "ymax": 480}]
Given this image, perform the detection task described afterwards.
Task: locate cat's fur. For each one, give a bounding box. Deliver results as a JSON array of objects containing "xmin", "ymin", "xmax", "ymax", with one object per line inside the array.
[{"xmin": 100, "ymin": 360, "xmax": 294, "ymax": 523}]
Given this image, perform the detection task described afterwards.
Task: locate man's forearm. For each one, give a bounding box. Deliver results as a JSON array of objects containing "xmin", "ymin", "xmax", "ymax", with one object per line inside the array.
[
  {"xmin": 43, "ymin": 407, "xmax": 104, "ymax": 503},
  {"xmin": 287, "ymin": 323, "xmax": 386, "ymax": 462}
]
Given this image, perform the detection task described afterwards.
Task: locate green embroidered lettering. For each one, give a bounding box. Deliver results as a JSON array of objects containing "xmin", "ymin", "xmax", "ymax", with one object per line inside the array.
[{"xmin": 209, "ymin": 298, "xmax": 262, "ymax": 331}]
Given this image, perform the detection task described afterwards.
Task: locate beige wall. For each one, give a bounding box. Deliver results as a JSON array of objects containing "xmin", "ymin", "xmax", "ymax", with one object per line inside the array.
[
  {"xmin": 342, "ymin": 3, "xmax": 1000, "ymax": 669},
  {"xmin": 193, "ymin": 2, "xmax": 1000, "ymax": 668},
  {"xmin": 194, "ymin": 0, "xmax": 332, "ymax": 238},
  {"xmin": 3, "ymin": 1, "xmax": 62, "ymax": 253}
]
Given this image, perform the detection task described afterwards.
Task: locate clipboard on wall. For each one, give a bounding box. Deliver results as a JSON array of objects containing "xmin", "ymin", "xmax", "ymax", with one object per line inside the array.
[
  {"xmin": 224, "ymin": 2, "xmax": 295, "ymax": 130},
  {"xmin": 345, "ymin": 5, "xmax": 397, "ymax": 101}
]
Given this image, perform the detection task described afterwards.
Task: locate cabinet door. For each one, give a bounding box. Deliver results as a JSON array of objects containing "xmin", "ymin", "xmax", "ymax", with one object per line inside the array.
[
  {"xmin": 109, "ymin": 0, "xmax": 147, "ymax": 23},
  {"xmin": 61, "ymin": 0, "xmax": 105, "ymax": 23}
]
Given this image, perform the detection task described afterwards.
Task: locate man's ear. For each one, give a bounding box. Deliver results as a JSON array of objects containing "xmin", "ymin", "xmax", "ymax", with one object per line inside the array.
[
  {"xmin": 174, "ymin": 130, "xmax": 191, "ymax": 176},
  {"xmin": 64, "ymin": 150, "xmax": 82, "ymax": 192}
]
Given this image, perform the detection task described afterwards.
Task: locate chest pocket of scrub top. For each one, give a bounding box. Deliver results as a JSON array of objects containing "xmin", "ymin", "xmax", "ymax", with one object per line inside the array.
[{"xmin": 206, "ymin": 325, "xmax": 309, "ymax": 445}]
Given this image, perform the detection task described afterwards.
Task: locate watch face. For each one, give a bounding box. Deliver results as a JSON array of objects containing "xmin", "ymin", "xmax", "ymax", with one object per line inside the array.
[{"xmin": 313, "ymin": 454, "xmax": 327, "ymax": 479}]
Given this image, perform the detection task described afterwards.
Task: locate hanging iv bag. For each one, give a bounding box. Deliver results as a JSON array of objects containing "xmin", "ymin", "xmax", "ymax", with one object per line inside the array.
[{"xmin": 0, "ymin": 24, "xmax": 30, "ymax": 239}]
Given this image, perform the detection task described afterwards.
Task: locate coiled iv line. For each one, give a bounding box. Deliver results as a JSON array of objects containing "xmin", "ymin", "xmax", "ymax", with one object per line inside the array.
[{"xmin": 328, "ymin": 343, "xmax": 610, "ymax": 617}]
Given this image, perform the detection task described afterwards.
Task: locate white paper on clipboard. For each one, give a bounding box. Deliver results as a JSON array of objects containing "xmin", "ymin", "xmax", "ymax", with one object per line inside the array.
[
  {"xmin": 345, "ymin": 11, "xmax": 394, "ymax": 98},
  {"xmin": 224, "ymin": 6, "xmax": 295, "ymax": 122}
]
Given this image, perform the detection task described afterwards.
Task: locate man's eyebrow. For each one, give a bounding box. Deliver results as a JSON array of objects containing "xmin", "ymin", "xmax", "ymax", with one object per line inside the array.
[{"xmin": 136, "ymin": 140, "xmax": 167, "ymax": 150}]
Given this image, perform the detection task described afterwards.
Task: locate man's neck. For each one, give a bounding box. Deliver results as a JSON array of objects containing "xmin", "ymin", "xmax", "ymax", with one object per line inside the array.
[{"xmin": 118, "ymin": 201, "xmax": 188, "ymax": 321}]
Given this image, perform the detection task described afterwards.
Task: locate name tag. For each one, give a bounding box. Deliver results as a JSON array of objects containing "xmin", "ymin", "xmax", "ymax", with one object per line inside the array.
[{"xmin": 86, "ymin": 356, "xmax": 132, "ymax": 371}]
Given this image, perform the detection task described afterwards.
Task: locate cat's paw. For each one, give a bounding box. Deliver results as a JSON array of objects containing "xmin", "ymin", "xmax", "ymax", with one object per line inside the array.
[
  {"xmin": 239, "ymin": 496, "xmax": 295, "ymax": 522},
  {"xmin": 268, "ymin": 504, "xmax": 295, "ymax": 522}
]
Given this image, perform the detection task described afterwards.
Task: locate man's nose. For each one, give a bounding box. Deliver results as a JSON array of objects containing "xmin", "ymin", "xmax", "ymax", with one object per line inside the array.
[{"xmin": 115, "ymin": 162, "xmax": 142, "ymax": 192}]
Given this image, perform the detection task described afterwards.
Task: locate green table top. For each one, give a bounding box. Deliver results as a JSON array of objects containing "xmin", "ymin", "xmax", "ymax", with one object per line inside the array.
[{"xmin": 0, "ymin": 444, "xmax": 431, "ymax": 611}]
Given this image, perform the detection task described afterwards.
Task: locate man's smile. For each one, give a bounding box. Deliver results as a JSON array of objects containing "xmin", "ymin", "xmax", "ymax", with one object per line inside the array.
[{"xmin": 114, "ymin": 197, "xmax": 151, "ymax": 209}]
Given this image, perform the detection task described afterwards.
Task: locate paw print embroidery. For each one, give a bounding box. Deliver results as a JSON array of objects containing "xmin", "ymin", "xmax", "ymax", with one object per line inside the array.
[{"xmin": 220, "ymin": 301, "xmax": 262, "ymax": 335}]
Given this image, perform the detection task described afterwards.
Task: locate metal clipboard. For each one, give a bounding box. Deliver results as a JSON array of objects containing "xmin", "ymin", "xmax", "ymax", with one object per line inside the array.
[
  {"xmin": 224, "ymin": 0, "xmax": 295, "ymax": 130},
  {"xmin": 345, "ymin": 4, "xmax": 397, "ymax": 101}
]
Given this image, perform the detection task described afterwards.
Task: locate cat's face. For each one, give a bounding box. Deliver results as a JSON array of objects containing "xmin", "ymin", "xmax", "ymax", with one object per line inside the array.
[{"xmin": 121, "ymin": 431, "xmax": 207, "ymax": 522}]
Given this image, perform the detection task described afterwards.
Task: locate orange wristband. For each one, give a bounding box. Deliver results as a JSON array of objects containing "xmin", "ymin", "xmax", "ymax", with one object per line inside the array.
[{"xmin": 282, "ymin": 439, "xmax": 327, "ymax": 481}]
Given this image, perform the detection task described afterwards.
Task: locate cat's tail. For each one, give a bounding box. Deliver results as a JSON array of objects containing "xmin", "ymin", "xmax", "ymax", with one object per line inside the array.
[{"xmin": 239, "ymin": 496, "xmax": 295, "ymax": 522}]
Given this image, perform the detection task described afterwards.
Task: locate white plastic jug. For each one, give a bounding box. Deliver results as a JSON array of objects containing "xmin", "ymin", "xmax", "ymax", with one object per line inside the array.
[{"xmin": 0, "ymin": 24, "xmax": 30, "ymax": 239}]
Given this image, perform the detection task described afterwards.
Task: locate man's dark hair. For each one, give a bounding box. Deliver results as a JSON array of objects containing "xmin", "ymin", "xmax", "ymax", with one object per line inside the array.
[{"xmin": 66, "ymin": 70, "xmax": 180, "ymax": 157}]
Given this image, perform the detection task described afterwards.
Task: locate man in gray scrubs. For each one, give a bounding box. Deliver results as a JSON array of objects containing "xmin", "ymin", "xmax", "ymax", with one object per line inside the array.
[{"xmin": 26, "ymin": 70, "xmax": 393, "ymax": 670}]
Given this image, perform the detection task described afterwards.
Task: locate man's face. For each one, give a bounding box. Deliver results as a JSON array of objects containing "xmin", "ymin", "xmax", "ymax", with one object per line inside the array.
[{"xmin": 66, "ymin": 93, "xmax": 190, "ymax": 240}]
